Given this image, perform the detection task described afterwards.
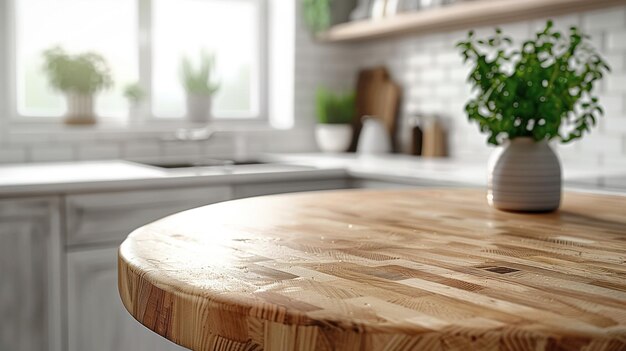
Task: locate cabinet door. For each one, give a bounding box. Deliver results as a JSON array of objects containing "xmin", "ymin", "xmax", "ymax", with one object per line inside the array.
[
  {"xmin": 67, "ymin": 247, "xmax": 187, "ymax": 351},
  {"xmin": 233, "ymin": 179, "xmax": 349, "ymax": 199},
  {"xmin": 65, "ymin": 186, "xmax": 232, "ymax": 246},
  {"xmin": 0, "ymin": 198, "xmax": 62, "ymax": 351}
]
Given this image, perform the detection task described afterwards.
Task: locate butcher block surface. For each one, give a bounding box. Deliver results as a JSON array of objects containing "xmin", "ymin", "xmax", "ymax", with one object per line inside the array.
[{"xmin": 118, "ymin": 189, "xmax": 626, "ymax": 351}]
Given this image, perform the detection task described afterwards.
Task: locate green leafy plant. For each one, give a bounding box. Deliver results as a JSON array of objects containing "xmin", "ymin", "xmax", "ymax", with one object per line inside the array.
[
  {"xmin": 302, "ymin": 0, "xmax": 331, "ymax": 34},
  {"xmin": 457, "ymin": 21, "xmax": 610, "ymax": 145},
  {"xmin": 42, "ymin": 46, "xmax": 113, "ymax": 94},
  {"xmin": 123, "ymin": 83, "xmax": 145, "ymax": 104},
  {"xmin": 316, "ymin": 87, "xmax": 355, "ymax": 124},
  {"xmin": 179, "ymin": 51, "xmax": 220, "ymax": 96}
]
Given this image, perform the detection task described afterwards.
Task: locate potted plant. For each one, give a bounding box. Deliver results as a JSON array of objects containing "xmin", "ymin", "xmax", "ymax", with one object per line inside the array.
[
  {"xmin": 123, "ymin": 82, "xmax": 146, "ymax": 124},
  {"xmin": 42, "ymin": 46, "xmax": 113, "ymax": 125},
  {"xmin": 301, "ymin": 0, "xmax": 357, "ymax": 35},
  {"xmin": 457, "ymin": 21, "xmax": 609, "ymax": 212},
  {"xmin": 315, "ymin": 87, "xmax": 355, "ymax": 153},
  {"xmin": 180, "ymin": 52, "xmax": 220, "ymax": 123}
]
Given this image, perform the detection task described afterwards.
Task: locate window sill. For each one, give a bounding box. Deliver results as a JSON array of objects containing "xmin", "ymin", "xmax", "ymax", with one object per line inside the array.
[{"xmin": 4, "ymin": 118, "xmax": 281, "ymax": 144}]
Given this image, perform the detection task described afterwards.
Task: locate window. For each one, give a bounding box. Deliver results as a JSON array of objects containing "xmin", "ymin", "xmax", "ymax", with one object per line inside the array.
[
  {"xmin": 12, "ymin": 0, "xmax": 266, "ymax": 121},
  {"xmin": 15, "ymin": 0, "xmax": 138, "ymax": 118}
]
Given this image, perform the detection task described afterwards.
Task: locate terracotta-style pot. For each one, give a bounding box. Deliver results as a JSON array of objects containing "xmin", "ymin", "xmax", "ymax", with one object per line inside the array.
[
  {"xmin": 488, "ymin": 137, "xmax": 561, "ymax": 212},
  {"xmin": 186, "ymin": 94, "xmax": 212, "ymax": 123},
  {"xmin": 65, "ymin": 92, "xmax": 95, "ymax": 125},
  {"xmin": 315, "ymin": 124, "xmax": 352, "ymax": 153}
]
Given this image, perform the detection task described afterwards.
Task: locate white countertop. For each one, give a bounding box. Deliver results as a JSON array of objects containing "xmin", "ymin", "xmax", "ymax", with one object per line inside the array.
[
  {"xmin": 267, "ymin": 153, "xmax": 626, "ymax": 193},
  {"xmin": 0, "ymin": 154, "xmax": 624, "ymax": 197},
  {"xmin": 0, "ymin": 159, "xmax": 346, "ymax": 196}
]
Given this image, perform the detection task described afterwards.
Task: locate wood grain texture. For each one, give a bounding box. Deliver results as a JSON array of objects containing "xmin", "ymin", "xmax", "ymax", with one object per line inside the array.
[
  {"xmin": 318, "ymin": 0, "xmax": 626, "ymax": 42},
  {"xmin": 118, "ymin": 189, "xmax": 626, "ymax": 351}
]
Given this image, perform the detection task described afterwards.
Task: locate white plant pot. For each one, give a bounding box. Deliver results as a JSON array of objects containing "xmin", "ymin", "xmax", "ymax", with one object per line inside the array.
[
  {"xmin": 488, "ymin": 137, "xmax": 562, "ymax": 212},
  {"xmin": 315, "ymin": 124, "xmax": 353, "ymax": 153},
  {"xmin": 128, "ymin": 103, "xmax": 145, "ymax": 125},
  {"xmin": 186, "ymin": 94, "xmax": 212, "ymax": 124},
  {"xmin": 65, "ymin": 92, "xmax": 95, "ymax": 125}
]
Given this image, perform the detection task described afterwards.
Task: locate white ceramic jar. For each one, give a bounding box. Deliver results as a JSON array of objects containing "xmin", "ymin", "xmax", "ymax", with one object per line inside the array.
[
  {"xmin": 65, "ymin": 92, "xmax": 95, "ymax": 124},
  {"xmin": 186, "ymin": 94, "xmax": 212, "ymax": 123},
  {"xmin": 488, "ymin": 137, "xmax": 561, "ymax": 212},
  {"xmin": 315, "ymin": 124, "xmax": 353, "ymax": 153}
]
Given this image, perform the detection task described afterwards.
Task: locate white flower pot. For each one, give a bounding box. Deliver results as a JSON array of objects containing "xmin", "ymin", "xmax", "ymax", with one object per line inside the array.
[
  {"xmin": 128, "ymin": 103, "xmax": 146, "ymax": 125},
  {"xmin": 315, "ymin": 124, "xmax": 353, "ymax": 153},
  {"xmin": 64, "ymin": 92, "xmax": 95, "ymax": 125},
  {"xmin": 186, "ymin": 94, "xmax": 212, "ymax": 124},
  {"xmin": 488, "ymin": 137, "xmax": 561, "ymax": 212}
]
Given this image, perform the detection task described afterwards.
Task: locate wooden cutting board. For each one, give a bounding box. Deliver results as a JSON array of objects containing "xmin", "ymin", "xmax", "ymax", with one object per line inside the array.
[{"xmin": 351, "ymin": 67, "xmax": 401, "ymax": 151}]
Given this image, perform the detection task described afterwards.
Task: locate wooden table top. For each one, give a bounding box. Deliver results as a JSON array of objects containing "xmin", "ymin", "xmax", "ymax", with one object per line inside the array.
[{"xmin": 118, "ymin": 189, "xmax": 626, "ymax": 351}]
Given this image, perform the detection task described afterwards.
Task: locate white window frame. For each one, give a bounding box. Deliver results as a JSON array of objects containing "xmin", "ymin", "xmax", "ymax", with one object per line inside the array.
[{"xmin": 5, "ymin": 0, "xmax": 269, "ymax": 126}]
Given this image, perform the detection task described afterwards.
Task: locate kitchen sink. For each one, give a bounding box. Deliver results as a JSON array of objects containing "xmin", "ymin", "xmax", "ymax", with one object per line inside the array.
[
  {"xmin": 134, "ymin": 159, "xmax": 314, "ymax": 173},
  {"xmin": 139, "ymin": 159, "xmax": 267, "ymax": 169}
]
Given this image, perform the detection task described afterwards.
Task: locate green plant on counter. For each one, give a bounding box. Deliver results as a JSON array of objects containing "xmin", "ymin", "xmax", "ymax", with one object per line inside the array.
[
  {"xmin": 302, "ymin": 0, "xmax": 331, "ymax": 34},
  {"xmin": 42, "ymin": 46, "xmax": 113, "ymax": 94},
  {"xmin": 456, "ymin": 20, "xmax": 610, "ymax": 145},
  {"xmin": 316, "ymin": 87, "xmax": 355, "ymax": 124},
  {"xmin": 123, "ymin": 82, "xmax": 145, "ymax": 104},
  {"xmin": 180, "ymin": 51, "xmax": 220, "ymax": 96}
]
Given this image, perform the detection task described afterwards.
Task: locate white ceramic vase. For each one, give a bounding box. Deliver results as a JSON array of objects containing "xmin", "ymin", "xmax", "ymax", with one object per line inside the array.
[
  {"xmin": 488, "ymin": 137, "xmax": 561, "ymax": 212},
  {"xmin": 357, "ymin": 117, "xmax": 392, "ymax": 154},
  {"xmin": 128, "ymin": 102, "xmax": 146, "ymax": 125},
  {"xmin": 186, "ymin": 94, "xmax": 212, "ymax": 123},
  {"xmin": 315, "ymin": 124, "xmax": 353, "ymax": 153},
  {"xmin": 65, "ymin": 92, "xmax": 95, "ymax": 125}
]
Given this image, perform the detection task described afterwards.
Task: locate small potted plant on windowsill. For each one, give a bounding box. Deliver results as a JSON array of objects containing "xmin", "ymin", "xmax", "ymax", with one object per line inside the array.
[
  {"xmin": 123, "ymin": 82, "xmax": 146, "ymax": 125},
  {"xmin": 42, "ymin": 46, "xmax": 113, "ymax": 125},
  {"xmin": 457, "ymin": 21, "xmax": 609, "ymax": 212},
  {"xmin": 180, "ymin": 51, "xmax": 220, "ymax": 124},
  {"xmin": 315, "ymin": 87, "xmax": 355, "ymax": 153}
]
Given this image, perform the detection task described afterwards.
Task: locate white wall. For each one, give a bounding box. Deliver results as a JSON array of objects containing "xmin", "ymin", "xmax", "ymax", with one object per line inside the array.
[{"xmin": 295, "ymin": 5, "xmax": 626, "ymax": 166}]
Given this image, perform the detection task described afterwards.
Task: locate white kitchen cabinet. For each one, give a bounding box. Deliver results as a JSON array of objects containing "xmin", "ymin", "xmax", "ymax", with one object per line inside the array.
[
  {"xmin": 350, "ymin": 178, "xmax": 467, "ymax": 189},
  {"xmin": 67, "ymin": 246, "xmax": 186, "ymax": 351},
  {"xmin": 65, "ymin": 186, "xmax": 232, "ymax": 246},
  {"xmin": 233, "ymin": 179, "xmax": 350, "ymax": 199},
  {"xmin": 65, "ymin": 186, "xmax": 232, "ymax": 351},
  {"xmin": 0, "ymin": 198, "xmax": 62, "ymax": 351}
]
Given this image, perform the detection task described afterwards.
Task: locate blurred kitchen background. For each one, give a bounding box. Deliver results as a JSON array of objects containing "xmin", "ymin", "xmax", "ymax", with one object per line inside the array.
[
  {"xmin": 0, "ymin": 0, "xmax": 624, "ymax": 165},
  {"xmin": 1, "ymin": 1, "xmax": 626, "ymax": 351}
]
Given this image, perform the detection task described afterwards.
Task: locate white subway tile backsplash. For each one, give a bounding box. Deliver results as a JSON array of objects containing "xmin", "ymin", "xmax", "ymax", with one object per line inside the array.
[
  {"xmin": 0, "ymin": 148, "xmax": 27, "ymax": 164},
  {"xmin": 408, "ymin": 53, "xmax": 432, "ymax": 67},
  {"xmin": 579, "ymin": 134, "xmax": 623, "ymax": 155},
  {"xmin": 421, "ymin": 68, "xmax": 447, "ymax": 83},
  {"xmin": 604, "ymin": 53, "xmax": 625, "ymax": 73},
  {"xmin": 433, "ymin": 52, "xmax": 461, "ymax": 66},
  {"xmin": 30, "ymin": 145, "xmax": 75, "ymax": 162},
  {"xmin": 76, "ymin": 144, "xmax": 121, "ymax": 160},
  {"xmin": 122, "ymin": 141, "xmax": 162, "ymax": 159},
  {"xmin": 161, "ymin": 141, "xmax": 204, "ymax": 157},
  {"xmin": 606, "ymin": 73, "xmax": 626, "ymax": 92},
  {"xmin": 607, "ymin": 30, "xmax": 626, "ymax": 51},
  {"xmin": 604, "ymin": 115, "xmax": 626, "ymax": 134},
  {"xmin": 598, "ymin": 94, "xmax": 624, "ymax": 117},
  {"xmin": 583, "ymin": 7, "xmax": 626, "ymax": 31}
]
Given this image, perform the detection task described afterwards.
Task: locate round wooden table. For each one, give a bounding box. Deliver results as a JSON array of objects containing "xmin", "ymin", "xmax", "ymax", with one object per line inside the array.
[{"xmin": 118, "ymin": 189, "xmax": 626, "ymax": 351}]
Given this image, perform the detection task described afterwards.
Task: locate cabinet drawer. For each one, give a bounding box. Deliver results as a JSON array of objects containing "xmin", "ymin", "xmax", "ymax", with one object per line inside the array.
[
  {"xmin": 65, "ymin": 186, "xmax": 231, "ymax": 246},
  {"xmin": 233, "ymin": 179, "xmax": 349, "ymax": 199}
]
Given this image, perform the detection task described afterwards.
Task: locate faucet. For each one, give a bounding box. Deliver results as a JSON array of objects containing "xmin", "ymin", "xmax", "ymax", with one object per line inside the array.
[{"xmin": 164, "ymin": 126, "xmax": 216, "ymax": 142}]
